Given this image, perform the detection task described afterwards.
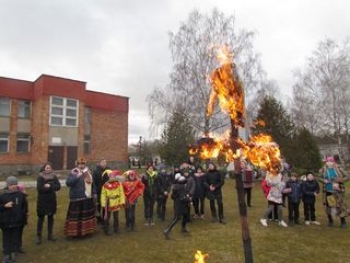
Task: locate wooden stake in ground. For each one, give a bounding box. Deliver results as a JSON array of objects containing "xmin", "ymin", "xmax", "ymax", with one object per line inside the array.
[{"xmin": 209, "ymin": 55, "xmax": 253, "ymax": 262}]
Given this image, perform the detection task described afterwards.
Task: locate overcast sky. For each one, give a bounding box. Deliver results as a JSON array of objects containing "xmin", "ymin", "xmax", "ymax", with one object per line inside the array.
[{"xmin": 1, "ymin": 0, "xmax": 349, "ymax": 144}]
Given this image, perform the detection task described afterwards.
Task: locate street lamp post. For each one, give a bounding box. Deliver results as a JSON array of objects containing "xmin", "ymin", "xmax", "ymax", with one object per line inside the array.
[{"xmin": 138, "ymin": 136, "xmax": 142, "ymax": 169}]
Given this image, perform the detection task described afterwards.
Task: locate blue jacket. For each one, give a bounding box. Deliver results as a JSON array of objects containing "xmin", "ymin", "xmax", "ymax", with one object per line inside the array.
[
  {"xmin": 66, "ymin": 171, "xmax": 96, "ymax": 200},
  {"xmin": 286, "ymin": 179, "xmax": 302, "ymax": 203}
]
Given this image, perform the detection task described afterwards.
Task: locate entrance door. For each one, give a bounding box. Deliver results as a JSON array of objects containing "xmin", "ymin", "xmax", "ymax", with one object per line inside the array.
[
  {"xmin": 67, "ymin": 146, "xmax": 78, "ymax": 169},
  {"xmin": 48, "ymin": 146, "xmax": 64, "ymax": 170}
]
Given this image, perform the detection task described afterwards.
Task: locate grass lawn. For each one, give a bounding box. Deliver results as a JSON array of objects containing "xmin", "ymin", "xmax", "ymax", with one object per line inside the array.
[{"xmin": 3, "ymin": 178, "xmax": 349, "ymax": 263}]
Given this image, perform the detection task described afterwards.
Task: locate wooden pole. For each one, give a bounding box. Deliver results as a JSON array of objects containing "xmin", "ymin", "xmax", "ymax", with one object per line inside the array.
[{"xmin": 231, "ymin": 122, "xmax": 254, "ymax": 263}]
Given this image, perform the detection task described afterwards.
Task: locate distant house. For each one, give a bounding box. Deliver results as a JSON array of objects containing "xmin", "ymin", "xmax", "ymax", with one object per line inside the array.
[
  {"xmin": 0, "ymin": 75, "xmax": 129, "ymax": 175},
  {"xmin": 315, "ymin": 135, "xmax": 350, "ymax": 162}
]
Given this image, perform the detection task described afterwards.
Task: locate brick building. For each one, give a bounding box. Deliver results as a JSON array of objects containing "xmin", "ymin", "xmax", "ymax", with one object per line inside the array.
[{"xmin": 0, "ymin": 74, "xmax": 129, "ymax": 175}]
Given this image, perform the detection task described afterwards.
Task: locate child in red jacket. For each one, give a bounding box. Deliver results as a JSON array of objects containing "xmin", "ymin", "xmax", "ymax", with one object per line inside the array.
[{"xmin": 123, "ymin": 170, "xmax": 145, "ymax": 231}]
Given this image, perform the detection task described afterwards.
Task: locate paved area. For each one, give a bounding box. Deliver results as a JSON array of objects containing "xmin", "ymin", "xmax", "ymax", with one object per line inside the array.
[{"xmin": 0, "ymin": 179, "xmax": 66, "ymax": 189}]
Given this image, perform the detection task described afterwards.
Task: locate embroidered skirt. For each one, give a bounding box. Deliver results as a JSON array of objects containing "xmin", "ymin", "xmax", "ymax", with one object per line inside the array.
[{"xmin": 64, "ymin": 197, "xmax": 97, "ymax": 237}]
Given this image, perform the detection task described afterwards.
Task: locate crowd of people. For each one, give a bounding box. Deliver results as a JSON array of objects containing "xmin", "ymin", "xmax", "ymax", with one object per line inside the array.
[
  {"xmin": 0, "ymin": 155, "xmax": 349, "ymax": 263},
  {"xmin": 260, "ymin": 155, "xmax": 349, "ymax": 228}
]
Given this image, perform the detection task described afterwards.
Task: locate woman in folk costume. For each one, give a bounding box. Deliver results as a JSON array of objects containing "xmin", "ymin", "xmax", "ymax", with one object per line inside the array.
[
  {"xmin": 122, "ymin": 170, "xmax": 145, "ymax": 231},
  {"xmin": 64, "ymin": 158, "xmax": 97, "ymax": 238},
  {"xmin": 322, "ymin": 156, "xmax": 349, "ymax": 228},
  {"xmin": 36, "ymin": 162, "xmax": 61, "ymax": 245},
  {"xmin": 100, "ymin": 170, "xmax": 125, "ymax": 235}
]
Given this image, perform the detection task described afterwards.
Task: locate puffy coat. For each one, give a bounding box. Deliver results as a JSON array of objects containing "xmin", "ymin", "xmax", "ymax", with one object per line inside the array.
[
  {"xmin": 285, "ymin": 179, "xmax": 302, "ymax": 203},
  {"xmin": 301, "ymin": 179, "xmax": 320, "ymax": 205},
  {"xmin": 36, "ymin": 172, "xmax": 61, "ymax": 216},
  {"xmin": 0, "ymin": 190, "xmax": 28, "ymax": 229}
]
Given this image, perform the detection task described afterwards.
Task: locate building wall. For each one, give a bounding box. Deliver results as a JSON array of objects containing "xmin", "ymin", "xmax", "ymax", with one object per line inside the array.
[
  {"xmin": 31, "ymin": 95, "xmax": 50, "ymax": 165},
  {"xmin": 87, "ymin": 108, "xmax": 128, "ymax": 168},
  {"xmin": 0, "ymin": 75, "xmax": 129, "ymax": 175}
]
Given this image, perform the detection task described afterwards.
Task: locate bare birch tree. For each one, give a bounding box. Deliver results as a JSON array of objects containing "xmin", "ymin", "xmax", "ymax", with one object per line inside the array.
[{"xmin": 292, "ymin": 38, "xmax": 350, "ymax": 158}]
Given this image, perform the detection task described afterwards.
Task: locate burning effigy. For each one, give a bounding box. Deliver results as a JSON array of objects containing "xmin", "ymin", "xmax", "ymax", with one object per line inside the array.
[
  {"xmin": 189, "ymin": 45, "xmax": 281, "ymax": 176},
  {"xmin": 189, "ymin": 45, "xmax": 282, "ymax": 263}
]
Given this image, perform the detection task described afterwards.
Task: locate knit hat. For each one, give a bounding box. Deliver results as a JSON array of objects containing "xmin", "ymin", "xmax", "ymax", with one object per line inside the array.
[
  {"xmin": 326, "ymin": 157, "xmax": 334, "ymax": 162},
  {"xmin": 125, "ymin": 170, "xmax": 138, "ymax": 179},
  {"xmin": 6, "ymin": 176, "xmax": 18, "ymax": 187},
  {"xmin": 174, "ymin": 173, "xmax": 186, "ymax": 182}
]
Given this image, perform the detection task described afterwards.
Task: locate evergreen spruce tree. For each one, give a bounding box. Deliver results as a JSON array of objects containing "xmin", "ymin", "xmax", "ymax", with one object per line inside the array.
[
  {"xmin": 292, "ymin": 128, "xmax": 323, "ymax": 173},
  {"xmin": 159, "ymin": 107, "xmax": 196, "ymax": 166},
  {"xmin": 253, "ymin": 96, "xmax": 295, "ymax": 165}
]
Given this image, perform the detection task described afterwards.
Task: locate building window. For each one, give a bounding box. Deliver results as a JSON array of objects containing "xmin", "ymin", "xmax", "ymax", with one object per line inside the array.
[
  {"xmin": 16, "ymin": 134, "xmax": 30, "ymax": 153},
  {"xmin": 50, "ymin": 96, "xmax": 79, "ymax": 127},
  {"xmin": 0, "ymin": 134, "xmax": 9, "ymax": 153},
  {"xmin": 0, "ymin": 98, "xmax": 11, "ymax": 117},
  {"xmin": 18, "ymin": 100, "xmax": 31, "ymax": 118},
  {"xmin": 84, "ymin": 135, "xmax": 91, "ymax": 154},
  {"xmin": 84, "ymin": 107, "xmax": 91, "ymax": 124}
]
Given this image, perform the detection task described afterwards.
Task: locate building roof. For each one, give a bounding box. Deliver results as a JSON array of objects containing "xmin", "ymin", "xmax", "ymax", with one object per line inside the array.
[{"xmin": 0, "ymin": 74, "xmax": 128, "ymax": 112}]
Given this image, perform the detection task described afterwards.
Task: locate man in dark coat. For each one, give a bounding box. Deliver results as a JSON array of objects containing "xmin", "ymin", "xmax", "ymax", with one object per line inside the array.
[
  {"xmin": 204, "ymin": 162, "xmax": 226, "ymax": 224},
  {"xmin": 156, "ymin": 167, "xmax": 171, "ymax": 221},
  {"xmin": 92, "ymin": 158, "xmax": 110, "ymax": 223}
]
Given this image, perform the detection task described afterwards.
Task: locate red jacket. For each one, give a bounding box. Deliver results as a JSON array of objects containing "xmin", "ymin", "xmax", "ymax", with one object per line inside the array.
[
  {"xmin": 122, "ymin": 179, "xmax": 145, "ymax": 205},
  {"xmin": 261, "ymin": 178, "xmax": 271, "ymax": 198}
]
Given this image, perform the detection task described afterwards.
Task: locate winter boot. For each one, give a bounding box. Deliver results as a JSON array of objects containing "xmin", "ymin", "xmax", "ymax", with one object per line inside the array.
[
  {"xmin": 2, "ymin": 254, "xmax": 11, "ymax": 263},
  {"xmin": 163, "ymin": 217, "xmax": 179, "ymax": 239},
  {"xmin": 181, "ymin": 225, "xmax": 190, "ymax": 233},
  {"xmin": 48, "ymin": 234, "xmax": 57, "ymax": 241},
  {"xmin": 10, "ymin": 253, "xmax": 16, "ymax": 263},
  {"xmin": 219, "ymin": 214, "xmax": 226, "ymax": 224},
  {"xmin": 181, "ymin": 218, "xmax": 190, "ymax": 233},
  {"xmin": 35, "ymin": 234, "xmax": 42, "ymax": 245},
  {"xmin": 327, "ymin": 215, "xmax": 334, "ymax": 227},
  {"xmin": 48, "ymin": 216, "xmax": 57, "ymax": 241},
  {"xmin": 340, "ymin": 217, "xmax": 347, "ymax": 228}
]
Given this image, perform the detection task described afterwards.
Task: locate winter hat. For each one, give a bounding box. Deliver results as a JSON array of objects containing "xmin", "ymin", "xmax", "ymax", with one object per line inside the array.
[
  {"xmin": 125, "ymin": 170, "xmax": 138, "ymax": 179},
  {"xmin": 326, "ymin": 157, "xmax": 335, "ymax": 163},
  {"xmin": 77, "ymin": 157, "xmax": 86, "ymax": 165},
  {"xmin": 6, "ymin": 176, "xmax": 18, "ymax": 187},
  {"xmin": 174, "ymin": 173, "xmax": 186, "ymax": 182},
  {"xmin": 110, "ymin": 170, "xmax": 121, "ymax": 177}
]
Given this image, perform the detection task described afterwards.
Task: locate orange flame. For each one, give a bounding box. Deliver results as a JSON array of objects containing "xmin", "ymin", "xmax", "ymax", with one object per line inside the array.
[
  {"xmin": 240, "ymin": 134, "xmax": 281, "ymax": 176},
  {"xmin": 207, "ymin": 46, "xmax": 245, "ymax": 127},
  {"xmin": 189, "ymin": 44, "xmax": 281, "ymax": 175},
  {"xmin": 194, "ymin": 250, "xmax": 209, "ymax": 263},
  {"xmin": 252, "ymin": 119, "xmax": 266, "ymax": 127},
  {"xmin": 189, "ymin": 134, "xmax": 281, "ymax": 175}
]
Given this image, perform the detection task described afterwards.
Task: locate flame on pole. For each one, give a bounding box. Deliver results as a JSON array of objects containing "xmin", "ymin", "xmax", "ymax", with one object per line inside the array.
[{"xmin": 189, "ymin": 45, "xmax": 282, "ymax": 263}]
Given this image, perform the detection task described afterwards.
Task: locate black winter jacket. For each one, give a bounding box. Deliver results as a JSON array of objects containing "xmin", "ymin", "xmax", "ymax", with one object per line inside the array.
[
  {"xmin": 0, "ymin": 190, "xmax": 28, "ymax": 229},
  {"xmin": 203, "ymin": 169, "xmax": 225, "ymax": 195},
  {"xmin": 36, "ymin": 172, "xmax": 61, "ymax": 216},
  {"xmin": 301, "ymin": 180, "xmax": 320, "ymax": 205}
]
